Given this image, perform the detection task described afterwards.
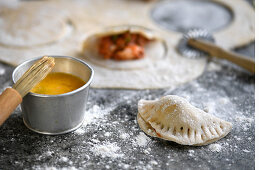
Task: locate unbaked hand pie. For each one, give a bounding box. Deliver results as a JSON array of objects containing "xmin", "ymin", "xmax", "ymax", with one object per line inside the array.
[{"xmin": 137, "ymin": 95, "xmax": 232, "ymax": 146}]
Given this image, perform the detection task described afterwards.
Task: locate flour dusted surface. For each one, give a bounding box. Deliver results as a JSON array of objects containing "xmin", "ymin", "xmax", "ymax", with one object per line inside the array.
[
  {"xmin": 0, "ymin": 67, "xmax": 5, "ymax": 75},
  {"xmin": 0, "ymin": 69, "xmax": 254, "ymax": 169},
  {"xmin": 209, "ymin": 144, "xmax": 223, "ymax": 152},
  {"xmin": 133, "ymin": 132, "xmax": 151, "ymax": 147},
  {"xmin": 90, "ymin": 141, "xmax": 124, "ymax": 159}
]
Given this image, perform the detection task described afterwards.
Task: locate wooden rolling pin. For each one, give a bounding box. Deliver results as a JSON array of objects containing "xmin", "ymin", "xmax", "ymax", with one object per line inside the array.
[
  {"xmin": 0, "ymin": 56, "xmax": 55, "ymax": 126},
  {"xmin": 188, "ymin": 38, "xmax": 255, "ymax": 73}
]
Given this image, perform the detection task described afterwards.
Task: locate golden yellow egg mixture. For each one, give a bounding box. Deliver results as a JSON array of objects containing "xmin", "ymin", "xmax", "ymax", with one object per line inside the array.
[{"xmin": 31, "ymin": 72, "xmax": 85, "ymax": 95}]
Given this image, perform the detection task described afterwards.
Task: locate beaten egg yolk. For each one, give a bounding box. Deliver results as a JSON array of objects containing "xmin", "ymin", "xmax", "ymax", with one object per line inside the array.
[{"xmin": 31, "ymin": 72, "xmax": 85, "ymax": 95}]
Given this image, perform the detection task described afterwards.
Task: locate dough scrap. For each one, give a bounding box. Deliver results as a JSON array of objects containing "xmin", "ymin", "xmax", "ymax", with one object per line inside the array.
[
  {"xmin": 0, "ymin": 5, "xmax": 71, "ymax": 48},
  {"xmin": 137, "ymin": 95, "xmax": 232, "ymax": 145}
]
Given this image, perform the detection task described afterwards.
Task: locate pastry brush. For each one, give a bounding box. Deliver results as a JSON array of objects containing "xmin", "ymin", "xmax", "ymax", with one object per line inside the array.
[{"xmin": 0, "ymin": 56, "xmax": 55, "ymax": 125}]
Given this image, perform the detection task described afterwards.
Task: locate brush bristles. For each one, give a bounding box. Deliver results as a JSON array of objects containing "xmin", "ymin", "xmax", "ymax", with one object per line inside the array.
[{"xmin": 13, "ymin": 56, "xmax": 55, "ymax": 97}]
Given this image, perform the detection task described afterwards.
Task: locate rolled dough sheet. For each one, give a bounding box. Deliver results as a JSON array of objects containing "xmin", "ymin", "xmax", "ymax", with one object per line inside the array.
[{"xmin": 0, "ymin": 0, "xmax": 254, "ymax": 89}]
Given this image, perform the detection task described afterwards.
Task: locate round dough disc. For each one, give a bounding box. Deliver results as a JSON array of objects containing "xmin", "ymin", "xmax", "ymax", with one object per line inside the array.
[{"xmin": 0, "ymin": 6, "xmax": 69, "ymax": 48}]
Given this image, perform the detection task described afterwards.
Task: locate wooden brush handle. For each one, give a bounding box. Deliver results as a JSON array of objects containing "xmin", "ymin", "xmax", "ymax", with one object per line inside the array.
[
  {"xmin": 188, "ymin": 39, "xmax": 255, "ymax": 73},
  {"xmin": 0, "ymin": 88, "xmax": 22, "ymax": 126}
]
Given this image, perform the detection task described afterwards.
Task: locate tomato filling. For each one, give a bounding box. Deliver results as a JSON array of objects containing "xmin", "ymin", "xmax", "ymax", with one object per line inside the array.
[{"xmin": 98, "ymin": 32, "xmax": 150, "ymax": 60}]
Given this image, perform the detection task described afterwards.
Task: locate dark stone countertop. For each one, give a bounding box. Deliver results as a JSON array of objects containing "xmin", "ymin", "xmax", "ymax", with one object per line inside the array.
[{"xmin": 0, "ymin": 1, "xmax": 254, "ymax": 169}]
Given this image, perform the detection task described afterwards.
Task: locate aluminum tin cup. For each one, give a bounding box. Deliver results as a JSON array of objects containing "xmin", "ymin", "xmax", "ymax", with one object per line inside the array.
[{"xmin": 12, "ymin": 56, "xmax": 94, "ymax": 135}]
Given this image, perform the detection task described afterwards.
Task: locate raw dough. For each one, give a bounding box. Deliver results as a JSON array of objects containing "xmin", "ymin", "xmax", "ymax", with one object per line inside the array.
[
  {"xmin": 85, "ymin": 49, "xmax": 207, "ymax": 89},
  {"xmin": 0, "ymin": 0, "xmax": 254, "ymax": 89},
  {"xmin": 0, "ymin": 5, "xmax": 71, "ymax": 48},
  {"xmin": 137, "ymin": 95, "xmax": 232, "ymax": 145}
]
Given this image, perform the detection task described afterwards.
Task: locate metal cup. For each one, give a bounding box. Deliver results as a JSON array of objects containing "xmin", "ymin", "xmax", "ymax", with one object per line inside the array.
[{"xmin": 12, "ymin": 56, "xmax": 94, "ymax": 135}]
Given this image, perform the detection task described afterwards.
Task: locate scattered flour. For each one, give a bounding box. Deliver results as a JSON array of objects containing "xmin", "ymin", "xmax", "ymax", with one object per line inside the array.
[
  {"xmin": 60, "ymin": 157, "xmax": 69, "ymax": 162},
  {"xmin": 91, "ymin": 139, "xmax": 100, "ymax": 143},
  {"xmin": 104, "ymin": 132, "xmax": 111, "ymax": 137},
  {"xmin": 90, "ymin": 141, "xmax": 124, "ymax": 158},
  {"xmin": 122, "ymin": 164, "xmax": 130, "ymax": 169},
  {"xmin": 243, "ymin": 149, "xmax": 250, "ymax": 153},
  {"xmin": 203, "ymin": 101, "xmax": 216, "ymax": 113},
  {"xmin": 149, "ymin": 160, "xmax": 158, "ymax": 165},
  {"xmin": 235, "ymin": 116, "xmax": 253, "ymax": 123},
  {"xmin": 37, "ymin": 151, "xmax": 54, "ymax": 161},
  {"xmin": 243, "ymin": 122, "xmax": 251, "ymax": 131},
  {"xmin": 133, "ymin": 132, "xmax": 151, "ymax": 147},
  {"xmin": 44, "ymin": 151, "xmax": 53, "ymax": 157},
  {"xmin": 189, "ymin": 150, "xmax": 194, "ymax": 153},
  {"xmin": 143, "ymin": 148, "xmax": 151, "ymax": 155},
  {"xmin": 120, "ymin": 133, "xmax": 130, "ymax": 140},
  {"xmin": 123, "ymin": 96, "xmax": 130, "ymax": 100},
  {"xmin": 0, "ymin": 67, "xmax": 5, "ymax": 75},
  {"xmin": 83, "ymin": 105, "xmax": 106, "ymax": 125},
  {"xmin": 209, "ymin": 143, "xmax": 223, "ymax": 152},
  {"xmin": 188, "ymin": 150, "xmax": 195, "ymax": 156},
  {"xmin": 234, "ymin": 115, "xmax": 254, "ymax": 131},
  {"xmin": 219, "ymin": 97, "xmax": 229, "ymax": 105},
  {"xmin": 207, "ymin": 61, "xmax": 222, "ymax": 71},
  {"xmin": 74, "ymin": 128, "xmax": 85, "ymax": 135},
  {"xmin": 31, "ymin": 166, "xmax": 78, "ymax": 170},
  {"xmin": 234, "ymin": 136, "xmax": 241, "ymax": 141},
  {"xmin": 73, "ymin": 104, "xmax": 115, "ymax": 135}
]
